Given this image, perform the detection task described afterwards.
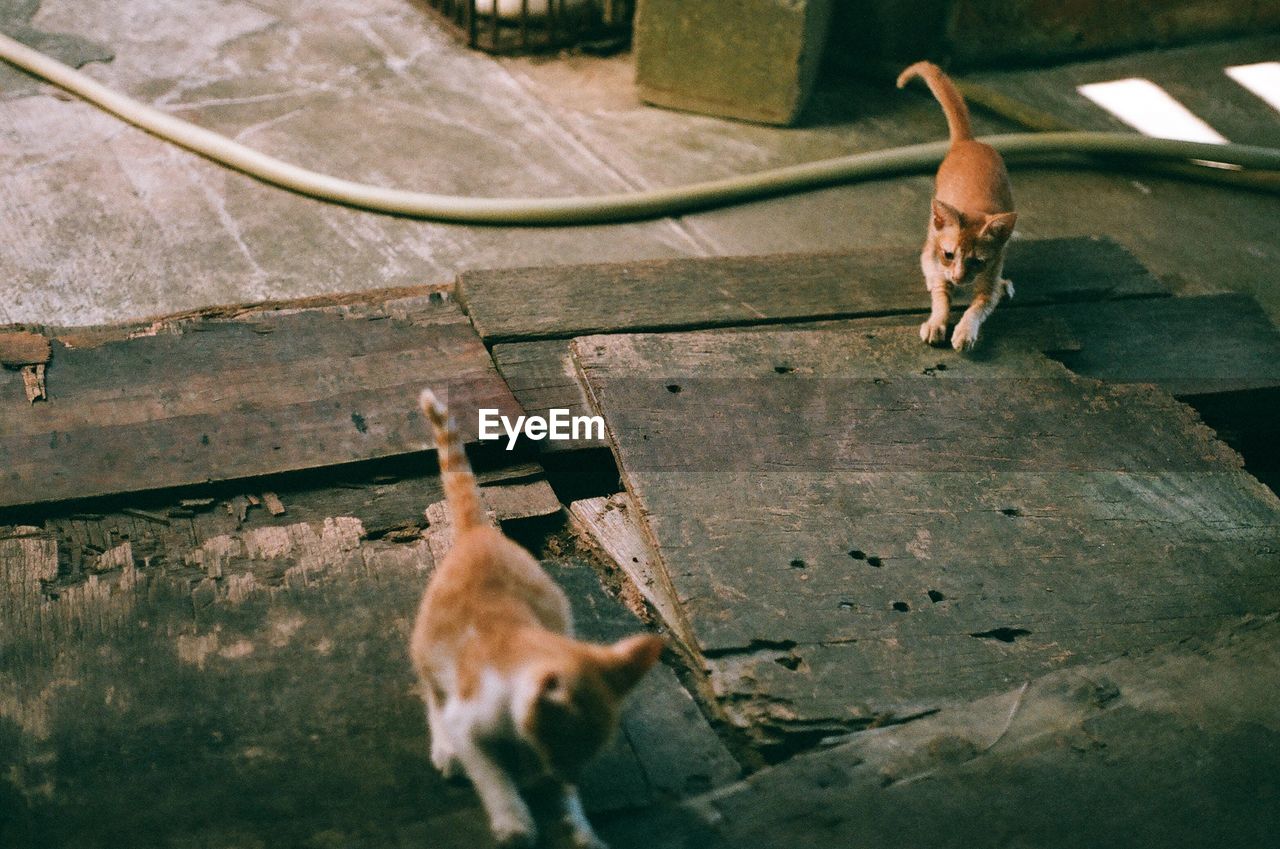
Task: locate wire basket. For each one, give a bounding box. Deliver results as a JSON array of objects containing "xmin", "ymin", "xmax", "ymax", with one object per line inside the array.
[{"xmin": 415, "ymin": 0, "xmax": 634, "ymax": 55}]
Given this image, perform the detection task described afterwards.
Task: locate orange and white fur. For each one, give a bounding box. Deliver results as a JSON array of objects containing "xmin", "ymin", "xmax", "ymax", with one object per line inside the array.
[
  {"xmin": 411, "ymin": 390, "xmax": 664, "ymax": 848},
  {"xmin": 898, "ymin": 61, "xmax": 1018, "ymax": 351}
]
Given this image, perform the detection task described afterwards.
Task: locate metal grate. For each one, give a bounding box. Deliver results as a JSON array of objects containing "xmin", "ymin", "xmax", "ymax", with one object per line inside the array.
[{"xmin": 414, "ymin": 0, "xmax": 634, "ymax": 55}]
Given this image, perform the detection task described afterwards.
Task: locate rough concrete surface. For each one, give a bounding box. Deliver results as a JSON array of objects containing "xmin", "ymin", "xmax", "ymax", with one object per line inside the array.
[{"xmin": 2, "ymin": 0, "xmax": 1278, "ymax": 325}]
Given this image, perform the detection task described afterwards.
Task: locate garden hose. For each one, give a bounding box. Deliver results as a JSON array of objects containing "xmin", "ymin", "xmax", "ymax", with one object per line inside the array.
[{"xmin": 2, "ymin": 31, "xmax": 1279, "ymax": 226}]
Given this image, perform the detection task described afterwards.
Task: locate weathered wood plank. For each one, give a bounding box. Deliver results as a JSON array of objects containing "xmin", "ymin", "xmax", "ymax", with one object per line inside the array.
[
  {"xmin": 1006, "ymin": 293, "xmax": 1280, "ymax": 396},
  {"xmin": 491, "ymin": 339, "xmax": 610, "ymax": 452},
  {"xmin": 0, "ymin": 297, "xmax": 521, "ymax": 509},
  {"xmin": 459, "ymin": 237, "xmax": 1165, "ymax": 343},
  {"xmin": 495, "ymin": 293, "xmax": 1277, "ymax": 456},
  {"xmin": 573, "ymin": 324, "xmax": 1280, "ymax": 748}
]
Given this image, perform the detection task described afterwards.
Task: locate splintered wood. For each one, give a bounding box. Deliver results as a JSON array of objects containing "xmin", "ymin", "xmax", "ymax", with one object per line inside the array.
[{"xmin": 573, "ymin": 324, "xmax": 1280, "ymax": 748}]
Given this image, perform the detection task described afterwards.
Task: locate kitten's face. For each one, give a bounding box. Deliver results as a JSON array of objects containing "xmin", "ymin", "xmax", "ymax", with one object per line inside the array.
[
  {"xmin": 928, "ymin": 199, "xmax": 1016, "ymax": 285},
  {"xmin": 520, "ymin": 635, "xmax": 663, "ymax": 780}
]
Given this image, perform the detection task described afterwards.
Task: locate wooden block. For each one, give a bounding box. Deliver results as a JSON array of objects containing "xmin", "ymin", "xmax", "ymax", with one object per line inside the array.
[
  {"xmin": 459, "ymin": 237, "xmax": 1166, "ymax": 344},
  {"xmin": 0, "ymin": 299, "xmax": 521, "ymax": 509},
  {"xmin": 573, "ymin": 324, "xmax": 1280, "ymax": 747},
  {"xmin": 634, "ymin": 0, "xmax": 834, "ymax": 126}
]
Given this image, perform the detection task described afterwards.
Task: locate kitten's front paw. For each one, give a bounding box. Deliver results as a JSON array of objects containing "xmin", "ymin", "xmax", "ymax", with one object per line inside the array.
[
  {"xmin": 571, "ymin": 832, "xmax": 609, "ymax": 849},
  {"xmin": 431, "ymin": 742, "xmax": 460, "ymax": 779},
  {"xmin": 492, "ymin": 820, "xmax": 536, "ymax": 849},
  {"xmin": 951, "ymin": 319, "xmax": 980, "ymax": 351},
  {"xmin": 920, "ymin": 319, "xmax": 948, "ymax": 345}
]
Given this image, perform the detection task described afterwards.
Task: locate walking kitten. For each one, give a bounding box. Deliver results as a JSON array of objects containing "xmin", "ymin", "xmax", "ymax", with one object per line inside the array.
[
  {"xmin": 411, "ymin": 390, "xmax": 663, "ymax": 848},
  {"xmin": 898, "ymin": 61, "xmax": 1018, "ymax": 351}
]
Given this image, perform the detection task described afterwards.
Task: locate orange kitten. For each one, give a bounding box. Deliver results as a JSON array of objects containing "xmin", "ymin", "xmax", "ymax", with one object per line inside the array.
[
  {"xmin": 411, "ymin": 390, "xmax": 664, "ymax": 848},
  {"xmin": 898, "ymin": 61, "xmax": 1018, "ymax": 351}
]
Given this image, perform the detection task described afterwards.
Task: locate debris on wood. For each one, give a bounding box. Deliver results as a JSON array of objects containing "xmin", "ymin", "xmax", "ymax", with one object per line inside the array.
[
  {"xmin": 480, "ymin": 479, "xmax": 560, "ymax": 521},
  {"xmin": 121, "ymin": 507, "xmax": 171, "ymax": 525},
  {"xmin": 21, "ymin": 364, "xmax": 47, "ymax": 402},
  {"xmin": 92, "ymin": 541, "xmax": 134, "ymax": 573},
  {"xmin": 261, "ymin": 492, "xmax": 287, "ymax": 516},
  {"xmin": 226, "ymin": 496, "xmax": 251, "ymax": 525}
]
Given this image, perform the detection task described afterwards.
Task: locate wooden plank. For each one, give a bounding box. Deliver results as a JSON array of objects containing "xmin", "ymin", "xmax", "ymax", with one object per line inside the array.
[
  {"xmin": 0, "ymin": 297, "xmax": 522, "ymax": 509},
  {"xmin": 459, "ymin": 237, "xmax": 1166, "ymax": 343},
  {"xmin": 496, "ymin": 293, "xmax": 1277, "ymax": 456},
  {"xmin": 573, "ymin": 324, "xmax": 1280, "ymax": 748},
  {"xmin": 1001, "ymin": 293, "xmax": 1280, "ymax": 397},
  {"xmin": 492, "ymin": 339, "xmax": 611, "ymax": 452}
]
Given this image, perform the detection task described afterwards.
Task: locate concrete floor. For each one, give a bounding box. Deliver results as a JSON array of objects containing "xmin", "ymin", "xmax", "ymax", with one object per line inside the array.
[{"xmin": 4, "ymin": 0, "xmax": 1278, "ymax": 328}]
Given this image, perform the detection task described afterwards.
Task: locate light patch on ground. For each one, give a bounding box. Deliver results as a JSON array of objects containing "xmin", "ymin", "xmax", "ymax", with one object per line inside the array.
[
  {"xmin": 176, "ymin": 630, "xmax": 221, "ymax": 670},
  {"xmin": 0, "ymin": 675, "xmax": 80, "ymax": 740},
  {"xmin": 269, "ymin": 614, "xmax": 306, "ymax": 648},
  {"xmin": 218, "ymin": 639, "xmax": 256, "ymax": 660}
]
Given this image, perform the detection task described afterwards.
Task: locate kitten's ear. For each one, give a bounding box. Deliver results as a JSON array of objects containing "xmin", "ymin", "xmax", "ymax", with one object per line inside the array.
[
  {"xmin": 931, "ymin": 199, "xmax": 960, "ymax": 230},
  {"xmin": 600, "ymin": 635, "xmax": 664, "ymax": 697},
  {"xmin": 980, "ymin": 212, "xmax": 1017, "ymax": 242}
]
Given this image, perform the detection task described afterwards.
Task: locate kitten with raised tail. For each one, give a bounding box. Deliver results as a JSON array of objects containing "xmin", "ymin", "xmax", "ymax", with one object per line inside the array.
[
  {"xmin": 411, "ymin": 389, "xmax": 663, "ymax": 849},
  {"xmin": 898, "ymin": 61, "xmax": 1018, "ymax": 351}
]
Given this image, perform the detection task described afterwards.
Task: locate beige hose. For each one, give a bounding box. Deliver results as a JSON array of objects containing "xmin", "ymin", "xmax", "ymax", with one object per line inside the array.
[{"xmin": 3, "ymin": 31, "xmax": 1279, "ymax": 225}]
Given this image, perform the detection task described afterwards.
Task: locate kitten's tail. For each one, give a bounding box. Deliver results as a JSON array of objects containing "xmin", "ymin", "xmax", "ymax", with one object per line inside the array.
[
  {"xmin": 897, "ymin": 61, "xmax": 973, "ymax": 145},
  {"xmin": 419, "ymin": 389, "xmax": 487, "ymax": 533}
]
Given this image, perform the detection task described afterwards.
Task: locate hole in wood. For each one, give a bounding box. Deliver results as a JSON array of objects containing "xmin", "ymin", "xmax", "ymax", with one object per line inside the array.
[
  {"xmin": 970, "ymin": 627, "xmax": 1031, "ymax": 643},
  {"xmin": 666, "ymin": 384, "xmax": 682, "ymax": 394},
  {"xmin": 892, "ymin": 601, "xmax": 910, "ymax": 612},
  {"xmin": 927, "ymin": 590, "xmax": 945, "ymax": 603},
  {"xmin": 838, "ymin": 600, "xmax": 855, "ymax": 611},
  {"xmin": 789, "ymin": 559, "xmax": 806, "ymax": 569},
  {"xmin": 774, "ymin": 655, "xmax": 803, "ymax": 671},
  {"xmin": 774, "ymin": 364, "xmax": 795, "ymax": 374},
  {"xmin": 867, "ymin": 556, "xmax": 883, "ymax": 568},
  {"xmin": 848, "ymin": 549, "xmax": 865, "ymax": 560},
  {"xmin": 1001, "ymin": 507, "xmax": 1021, "ymax": 517}
]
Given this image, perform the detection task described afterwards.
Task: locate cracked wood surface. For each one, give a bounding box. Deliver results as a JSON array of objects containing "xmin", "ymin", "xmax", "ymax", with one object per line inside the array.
[
  {"xmin": 573, "ymin": 324, "xmax": 1280, "ymax": 747},
  {"xmin": 0, "ymin": 293, "xmax": 520, "ymax": 508}
]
